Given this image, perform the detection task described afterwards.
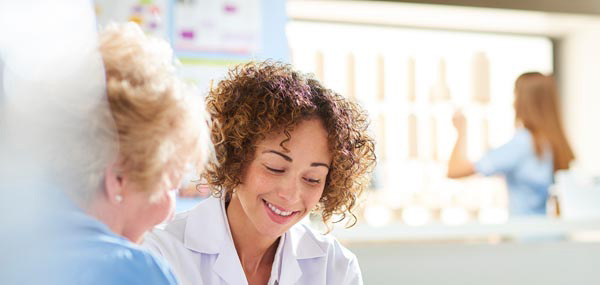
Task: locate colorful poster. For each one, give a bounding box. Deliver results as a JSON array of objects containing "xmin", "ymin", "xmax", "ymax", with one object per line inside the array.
[
  {"xmin": 174, "ymin": 0, "xmax": 261, "ymax": 55},
  {"xmin": 94, "ymin": 0, "xmax": 169, "ymax": 39}
]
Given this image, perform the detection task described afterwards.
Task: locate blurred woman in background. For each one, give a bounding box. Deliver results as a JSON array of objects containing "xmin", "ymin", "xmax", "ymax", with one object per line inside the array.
[
  {"xmin": 60, "ymin": 23, "xmax": 211, "ymax": 284},
  {"xmin": 448, "ymin": 72, "xmax": 575, "ymax": 216}
]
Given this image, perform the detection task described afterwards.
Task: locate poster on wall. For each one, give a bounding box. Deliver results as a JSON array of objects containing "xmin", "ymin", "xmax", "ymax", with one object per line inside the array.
[
  {"xmin": 173, "ymin": 0, "xmax": 261, "ymax": 55},
  {"xmin": 94, "ymin": 0, "xmax": 169, "ymax": 39}
]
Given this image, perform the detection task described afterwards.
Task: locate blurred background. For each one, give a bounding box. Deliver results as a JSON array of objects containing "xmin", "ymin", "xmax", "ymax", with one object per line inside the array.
[{"xmin": 15, "ymin": 0, "xmax": 600, "ymax": 283}]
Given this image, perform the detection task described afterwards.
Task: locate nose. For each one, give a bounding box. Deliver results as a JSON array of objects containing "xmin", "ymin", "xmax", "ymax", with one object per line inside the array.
[{"xmin": 276, "ymin": 174, "xmax": 300, "ymax": 203}]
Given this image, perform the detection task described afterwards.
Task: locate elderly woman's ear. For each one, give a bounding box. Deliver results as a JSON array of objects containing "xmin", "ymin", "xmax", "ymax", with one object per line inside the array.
[{"xmin": 104, "ymin": 163, "xmax": 124, "ymax": 205}]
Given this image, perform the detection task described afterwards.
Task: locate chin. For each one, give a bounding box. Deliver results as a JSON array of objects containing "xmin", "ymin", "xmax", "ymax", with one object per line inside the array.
[{"xmin": 259, "ymin": 218, "xmax": 296, "ymax": 238}]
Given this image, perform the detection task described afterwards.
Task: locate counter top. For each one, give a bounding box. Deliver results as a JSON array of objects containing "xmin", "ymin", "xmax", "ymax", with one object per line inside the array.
[{"xmin": 332, "ymin": 217, "xmax": 600, "ymax": 243}]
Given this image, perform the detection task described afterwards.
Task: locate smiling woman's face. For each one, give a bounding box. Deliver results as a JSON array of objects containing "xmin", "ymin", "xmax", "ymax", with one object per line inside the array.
[{"xmin": 234, "ymin": 118, "xmax": 332, "ymax": 238}]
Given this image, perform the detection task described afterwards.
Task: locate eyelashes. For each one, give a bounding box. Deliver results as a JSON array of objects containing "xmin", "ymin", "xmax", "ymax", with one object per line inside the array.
[
  {"xmin": 264, "ymin": 165, "xmax": 322, "ymax": 185},
  {"xmin": 265, "ymin": 165, "xmax": 284, "ymax": 173},
  {"xmin": 303, "ymin": 178, "xmax": 321, "ymax": 184}
]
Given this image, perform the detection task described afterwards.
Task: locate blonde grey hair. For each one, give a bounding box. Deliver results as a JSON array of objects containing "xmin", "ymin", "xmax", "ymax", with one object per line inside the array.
[{"xmin": 62, "ymin": 22, "xmax": 212, "ymax": 207}]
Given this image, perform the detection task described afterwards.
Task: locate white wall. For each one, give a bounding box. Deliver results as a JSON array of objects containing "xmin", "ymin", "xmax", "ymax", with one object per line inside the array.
[
  {"xmin": 289, "ymin": 0, "xmax": 600, "ymax": 175},
  {"xmin": 560, "ymin": 27, "xmax": 600, "ymax": 175}
]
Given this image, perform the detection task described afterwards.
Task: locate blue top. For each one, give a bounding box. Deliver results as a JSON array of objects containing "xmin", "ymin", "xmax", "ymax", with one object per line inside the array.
[
  {"xmin": 57, "ymin": 207, "xmax": 179, "ymax": 285},
  {"xmin": 475, "ymin": 128, "xmax": 554, "ymax": 216}
]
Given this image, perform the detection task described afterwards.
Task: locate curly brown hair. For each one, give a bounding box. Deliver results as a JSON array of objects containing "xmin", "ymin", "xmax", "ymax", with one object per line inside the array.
[{"xmin": 203, "ymin": 61, "xmax": 376, "ymax": 227}]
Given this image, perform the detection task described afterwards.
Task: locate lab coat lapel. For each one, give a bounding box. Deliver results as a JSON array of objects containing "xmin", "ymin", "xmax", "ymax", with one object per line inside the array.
[
  {"xmin": 214, "ymin": 239, "xmax": 247, "ymax": 285},
  {"xmin": 183, "ymin": 197, "xmax": 247, "ymax": 284},
  {"xmin": 182, "ymin": 197, "xmax": 223, "ymax": 254},
  {"xmin": 279, "ymin": 232, "xmax": 302, "ymax": 285},
  {"xmin": 278, "ymin": 225, "xmax": 327, "ymax": 284}
]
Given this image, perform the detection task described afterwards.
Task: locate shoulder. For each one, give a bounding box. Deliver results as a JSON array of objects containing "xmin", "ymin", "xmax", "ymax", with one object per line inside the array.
[
  {"xmin": 147, "ymin": 198, "xmax": 215, "ymax": 241},
  {"xmin": 150, "ymin": 209, "xmax": 191, "ymax": 241},
  {"xmin": 289, "ymin": 223, "xmax": 362, "ymax": 283},
  {"xmin": 143, "ymin": 208, "xmax": 192, "ymax": 254},
  {"xmin": 484, "ymin": 127, "xmax": 534, "ymax": 160},
  {"xmin": 290, "ymin": 222, "xmax": 358, "ymax": 265},
  {"xmin": 143, "ymin": 197, "xmax": 223, "ymax": 255},
  {"xmin": 58, "ymin": 210, "xmax": 178, "ymax": 284},
  {"xmin": 110, "ymin": 243, "xmax": 178, "ymax": 284},
  {"xmin": 512, "ymin": 128, "xmax": 534, "ymax": 147},
  {"xmin": 69, "ymin": 236, "xmax": 178, "ymax": 285}
]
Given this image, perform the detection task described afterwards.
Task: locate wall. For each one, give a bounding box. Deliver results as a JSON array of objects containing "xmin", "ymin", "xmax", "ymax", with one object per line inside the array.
[
  {"xmin": 289, "ymin": 0, "xmax": 600, "ymax": 176},
  {"xmin": 348, "ymin": 241, "xmax": 600, "ymax": 284},
  {"xmin": 382, "ymin": 0, "xmax": 600, "ymax": 15},
  {"xmin": 560, "ymin": 27, "xmax": 600, "ymax": 174}
]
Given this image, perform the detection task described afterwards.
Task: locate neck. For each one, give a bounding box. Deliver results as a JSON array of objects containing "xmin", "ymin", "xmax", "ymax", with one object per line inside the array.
[
  {"xmin": 227, "ymin": 194, "xmax": 279, "ymax": 276},
  {"xmin": 86, "ymin": 198, "xmax": 131, "ymax": 242},
  {"xmin": 515, "ymin": 119, "xmax": 524, "ymax": 128}
]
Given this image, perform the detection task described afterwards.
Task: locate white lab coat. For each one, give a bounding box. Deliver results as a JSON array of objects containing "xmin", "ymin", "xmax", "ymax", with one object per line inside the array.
[{"xmin": 143, "ymin": 197, "xmax": 363, "ymax": 285}]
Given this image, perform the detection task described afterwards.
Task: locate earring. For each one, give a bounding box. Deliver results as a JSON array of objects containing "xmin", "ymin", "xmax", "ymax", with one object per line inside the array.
[{"xmin": 115, "ymin": 195, "xmax": 123, "ymax": 203}]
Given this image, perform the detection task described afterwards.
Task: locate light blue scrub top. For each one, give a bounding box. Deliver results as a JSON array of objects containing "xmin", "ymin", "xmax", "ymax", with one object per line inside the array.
[
  {"xmin": 475, "ymin": 128, "xmax": 553, "ymax": 216},
  {"xmin": 58, "ymin": 207, "xmax": 178, "ymax": 285}
]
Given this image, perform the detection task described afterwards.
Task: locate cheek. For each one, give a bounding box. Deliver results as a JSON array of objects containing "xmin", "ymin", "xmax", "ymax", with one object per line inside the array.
[
  {"xmin": 303, "ymin": 187, "xmax": 325, "ymax": 210},
  {"xmin": 163, "ymin": 191, "xmax": 177, "ymax": 221},
  {"xmin": 148, "ymin": 191, "xmax": 176, "ymax": 225},
  {"xmin": 241, "ymin": 168, "xmax": 272, "ymax": 196}
]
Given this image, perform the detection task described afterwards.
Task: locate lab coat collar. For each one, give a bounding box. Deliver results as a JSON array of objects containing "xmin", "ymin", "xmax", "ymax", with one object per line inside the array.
[
  {"xmin": 182, "ymin": 197, "xmax": 327, "ymax": 284},
  {"xmin": 183, "ymin": 197, "xmax": 227, "ymax": 254},
  {"xmin": 277, "ymin": 221, "xmax": 328, "ymax": 284},
  {"xmin": 278, "ymin": 232, "xmax": 303, "ymax": 284},
  {"xmin": 213, "ymin": 238, "xmax": 247, "ymax": 284},
  {"xmin": 183, "ymin": 197, "xmax": 247, "ymax": 284},
  {"xmin": 287, "ymin": 222, "xmax": 327, "ymax": 259}
]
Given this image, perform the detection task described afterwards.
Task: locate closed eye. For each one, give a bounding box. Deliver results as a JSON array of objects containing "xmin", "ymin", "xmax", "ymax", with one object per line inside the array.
[
  {"xmin": 265, "ymin": 165, "xmax": 284, "ymax": 173},
  {"xmin": 304, "ymin": 177, "xmax": 321, "ymax": 184}
]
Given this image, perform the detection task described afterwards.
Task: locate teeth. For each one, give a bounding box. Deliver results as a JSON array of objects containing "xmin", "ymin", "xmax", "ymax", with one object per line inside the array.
[{"xmin": 265, "ymin": 200, "xmax": 293, "ymax": 217}]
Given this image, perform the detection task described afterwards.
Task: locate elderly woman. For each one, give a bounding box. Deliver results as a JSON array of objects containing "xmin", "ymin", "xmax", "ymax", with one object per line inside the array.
[
  {"xmin": 143, "ymin": 62, "xmax": 376, "ymax": 285},
  {"xmin": 58, "ymin": 23, "xmax": 211, "ymax": 284}
]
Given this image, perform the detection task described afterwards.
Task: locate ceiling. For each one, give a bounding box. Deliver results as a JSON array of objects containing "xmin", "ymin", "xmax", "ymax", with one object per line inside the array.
[{"xmin": 370, "ymin": 0, "xmax": 600, "ymax": 15}]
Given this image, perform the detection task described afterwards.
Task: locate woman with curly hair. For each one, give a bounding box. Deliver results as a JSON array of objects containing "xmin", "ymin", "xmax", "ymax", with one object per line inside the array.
[{"xmin": 144, "ymin": 61, "xmax": 376, "ymax": 285}]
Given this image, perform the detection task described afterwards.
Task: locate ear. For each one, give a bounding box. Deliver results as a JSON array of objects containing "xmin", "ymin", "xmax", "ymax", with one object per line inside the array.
[{"xmin": 104, "ymin": 163, "xmax": 124, "ymax": 205}]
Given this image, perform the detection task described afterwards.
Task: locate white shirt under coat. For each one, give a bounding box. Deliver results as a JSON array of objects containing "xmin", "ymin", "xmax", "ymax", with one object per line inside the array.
[{"xmin": 142, "ymin": 197, "xmax": 363, "ymax": 285}]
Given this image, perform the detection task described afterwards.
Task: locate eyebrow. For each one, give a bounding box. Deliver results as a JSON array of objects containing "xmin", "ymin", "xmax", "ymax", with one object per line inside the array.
[
  {"xmin": 263, "ymin": 150, "xmax": 292, "ymax": 162},
  {"xmin": 262, "ymin": 150, "xmax": 330, "ymax": 169},
  {"xmin": 310, "ymin": 162, "xmax": 330, "ymax": 169}
]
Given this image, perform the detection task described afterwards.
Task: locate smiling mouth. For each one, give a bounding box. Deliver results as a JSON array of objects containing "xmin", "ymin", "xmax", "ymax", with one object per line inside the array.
[{"xmin": 262, "ymin": 199, "xmax": 298, "ymax": 217}]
